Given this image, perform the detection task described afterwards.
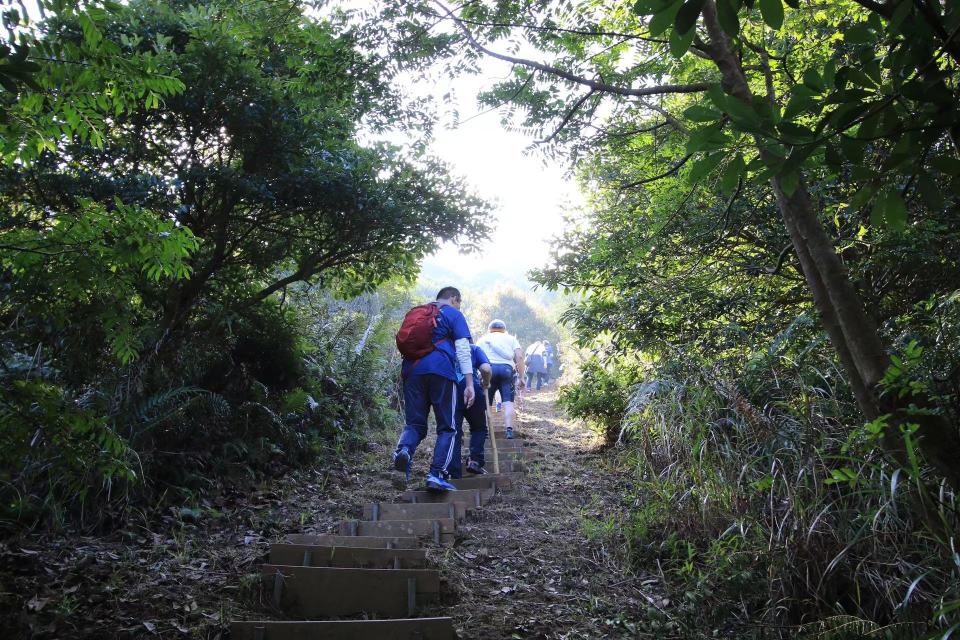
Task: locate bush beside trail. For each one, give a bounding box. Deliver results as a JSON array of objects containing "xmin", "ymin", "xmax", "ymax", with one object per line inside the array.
[{"xmin": 0, "ymin": 0, "xmax": 489, "ymax": 533}]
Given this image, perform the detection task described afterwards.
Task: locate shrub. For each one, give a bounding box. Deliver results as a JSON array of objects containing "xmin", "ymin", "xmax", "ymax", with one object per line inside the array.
[{"xmin": 558, "ymin": 355, "xmax": 644, "ymax": 444}]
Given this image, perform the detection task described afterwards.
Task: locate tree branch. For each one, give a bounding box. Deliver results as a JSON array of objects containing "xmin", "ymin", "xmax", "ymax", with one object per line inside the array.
[
  {"xmin": 425, "ymin": 10, "xmax": 668, "ymax": 44},
  {"xmin": 535, "ymin": 89, "xmax": 595, "ymax": 144},
  {"xmin": 849, "ymin": 0, "xmax": 890, "ymax": 14},
  {"xmin": 617, "ymin": 154, "xmax": 693, "ymax": 190},
  {"xmin": 637, "ymin": 99, "xmax": 688, "ymax": 135},
  {"xmin": 461, "ymin": 70, "xmax": 535, "ymax": 125},
  {"xmin": 432, "ymin": 1, "xmax": 710, "ymax": 99},
  {"xmin": 756, "ymin": 243, "xmax": 795, "ymax": 276}
]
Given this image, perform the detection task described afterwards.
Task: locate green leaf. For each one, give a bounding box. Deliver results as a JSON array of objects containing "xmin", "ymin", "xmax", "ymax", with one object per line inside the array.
[
  {"xmin": 916, "ymin": 172, "xmax": 945, "ymax": 211},
  {"xmin": 778, "ymin": 170, "xmax": 800, "ymax": 196},
  {"xmin": 849, "ymin": 185, "xmax": 874, "ymax": 210},
  {"xmin": 685, "ymin": 124, "xmax": 731, "ymax": 152},
  {"xmin": 931, "ymin": 155, "xmax": 960, "ymax": 176},
  {"xmin": 824, "ymin": 144, "xmax": 843, "ymax": 169},
  {"xmin": 844, "ymin": 23, "xmax": 874, "ymax": 44},
  {"xmin": 649, "ymin": 2, "xmax": 683, "ymax": 36},
  {"xmin": 707, "ymin": 85, "xmax": 758, "ymax": 128},
  {"xmin": 782, "ymin": 93, "xmax": 815, "ymax": 120},
  {"xmin": 758, "ymin": 0, "xmax": 784, "ymax": 30},
  {"xmin": 822, "ymin": 60, "xmax": 837, "ymax": 88},
  {"xmin": 840, "ymin": 137, "xmax": 867, "ymax": 163},
  {"xmin": 683, "ymin": 104, "xmax": 721, "ymax": 122},
  {"xmin": 675, "ymin": 0, "xmax": 706, "ymax": 34},
  {"xmin": 716, "ymin": 0, "xmax": 740, "ymax": 35},
  {"xmin": 872, "ymin": 188, "xmax": 908, "ymax": 230},
  {"xmin": 720, "ymin": 154, "xmax": 746, "ymax": 194},
  {"xmin": 888, "ymin": 0, "xmax": 914, "ymax": 32},
  {"xmin": 688, "ymin": 151, "xmax": 725, "ymax": 183},
  {"xmin": 802, "ymin": 69, "xmax": 824, "ymax": 93},
  {"xmin": 778, "ymin": 121, "xmax": 814, "ymax": 142},
  {"xmin": 670, "ymin": 23, "xmax": 696, "ymax": 56}
]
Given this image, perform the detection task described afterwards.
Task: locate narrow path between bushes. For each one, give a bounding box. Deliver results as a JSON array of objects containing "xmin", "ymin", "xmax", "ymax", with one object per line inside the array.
[
  {"xmin": 2, "ymin": 389, "xmax": 665, "ymax": 639},
  {"xmin": 435, "ymin": 387, "xmax": 663, "ymax": 639}
]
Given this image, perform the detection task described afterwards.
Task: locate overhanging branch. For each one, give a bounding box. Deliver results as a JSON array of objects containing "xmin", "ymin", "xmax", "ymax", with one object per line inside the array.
[
  {"xmin": 432, "ymin": 1, "xmax": 710, "ymax": 99},
  {"xmin": 536, "ymin": 89, "xmax": 595, "ymax": 144},
  {"xmin": 617, "ymin": 154, "xmax": 693, "ymax": 190}
]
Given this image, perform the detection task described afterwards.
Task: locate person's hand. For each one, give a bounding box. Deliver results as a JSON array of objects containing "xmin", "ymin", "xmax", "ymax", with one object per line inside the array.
[
  {"xmin": 518, "ymin": 379, "xmax": 526, "ymax": 390},
  {"xmin": 464, "ymin": 384, "xmax": 476, "ymax": 409}
]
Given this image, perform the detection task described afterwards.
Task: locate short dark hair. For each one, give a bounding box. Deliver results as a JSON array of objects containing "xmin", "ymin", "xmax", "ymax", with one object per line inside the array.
[{"xmin": 436, "ymin": 286, "xmax": 461, "ymax": 301}]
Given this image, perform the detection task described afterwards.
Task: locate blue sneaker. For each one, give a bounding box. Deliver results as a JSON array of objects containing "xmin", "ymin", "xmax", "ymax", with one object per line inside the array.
[
  {"xmin": 425, "ymin": 473, "xmax": 456, "ymax": 492},
  {"xmin": 393, "ymin": 447, "xmax": 411, "ymax": 474}
]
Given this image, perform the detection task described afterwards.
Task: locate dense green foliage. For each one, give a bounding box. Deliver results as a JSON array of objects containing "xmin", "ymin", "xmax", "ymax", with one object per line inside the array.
[
  {"xmin": 389, "ymin": 0, "xmax": 960, "ymax": 635},
  {"xmin": 0, "ymin": 0, "xmax": 489, "ymax": 531},
  {"xmin": 557, "ymin": 355, "xmax": 643, "ymax": 444}
]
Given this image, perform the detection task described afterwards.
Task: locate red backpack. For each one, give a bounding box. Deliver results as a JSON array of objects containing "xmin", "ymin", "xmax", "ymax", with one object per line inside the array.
[{"xmin": 396, "ymin": 302, "xmax": 444, "ymax": 359}]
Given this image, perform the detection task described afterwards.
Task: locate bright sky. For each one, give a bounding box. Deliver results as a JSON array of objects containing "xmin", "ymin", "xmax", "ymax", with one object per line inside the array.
[
  {"xmin": 332, "ymin": 2, "xmax": 586, "ymax": 288},
  {"xmin": 420, "ymin": 69, "xmax": 582, "ymax": 284}
]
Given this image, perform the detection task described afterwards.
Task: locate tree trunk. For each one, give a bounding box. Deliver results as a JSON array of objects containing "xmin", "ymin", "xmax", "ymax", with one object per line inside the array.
[{"xmin": 701, "ymin": 1, "xmax": 960, "ymax": 487}]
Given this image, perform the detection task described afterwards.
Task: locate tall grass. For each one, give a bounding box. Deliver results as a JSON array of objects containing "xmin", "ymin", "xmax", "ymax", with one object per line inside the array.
[{"xmin": 576, "ymin": 350, "xmax": 960, "ymax": 638}]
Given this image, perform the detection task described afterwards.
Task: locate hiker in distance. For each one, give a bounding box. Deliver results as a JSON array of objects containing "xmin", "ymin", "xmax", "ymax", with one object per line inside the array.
[
  {"xmin": 524, "ymin": 340, "xmax": 548, "ymax": 391},
  {"xmin": 393, "ymin": 286, "xmax": 476, "ymax": 492},
  {"xmin": 476, "ymin": 319, "xmax": 525, "ymax": 440},
  {"xmin": 449, "ymin": 342, "xmax": 493, "ymax": 478},
  {"xmin": 542, "ymin": 340, "xmax": 556, "ymax": 385}
]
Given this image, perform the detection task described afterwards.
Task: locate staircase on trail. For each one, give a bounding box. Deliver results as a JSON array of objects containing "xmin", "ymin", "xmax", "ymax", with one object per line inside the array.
[{"xmin": 229, "ymin": 401, "xmax": 528, "ymax": 639}]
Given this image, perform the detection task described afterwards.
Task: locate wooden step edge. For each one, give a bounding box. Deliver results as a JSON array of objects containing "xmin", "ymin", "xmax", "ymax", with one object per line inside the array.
[
  {"xmin": 363, "ymin": 502, "xmax": 467, "ymax": 522},
  {"xmin": 269, "ymin": 543, "xmax": 428, "ymax": 569},
  {"xmin": 231, "ymin": 617, "xmax": 456, "ymax": 640},
  {"xmin": 284, "ymin": 534, "xmax": 421, "ymax": 549}
]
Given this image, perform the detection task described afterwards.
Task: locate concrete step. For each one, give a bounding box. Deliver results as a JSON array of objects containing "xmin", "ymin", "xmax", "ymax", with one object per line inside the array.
[
  {"xmin": 260, "ymin": 565, "xmax": 439, "ymax": 617},
  {"xmin": 449, "ymin": 474, "xmax": 514, "ymax": 491},
  {"xmin": 269, "ymin": 543, "xmax": 428, "ymax": 569},
  {"xmin": 232, "ymin": 618, "xmax": 455, "ymax": 640},
  {"xmin": 363, "ymin": 501, "xmax": 467, "ymax": 522},
  {"xmin": 284, "ymin": 534, "xmax": 419, "ymax": 549},
  {"xmin": 338, "ymin": 518, "xmax": 456, "ymax": 546},
  {"xmin": 401, "ymin": 487, "xmax": 494, "ymax": 506}
]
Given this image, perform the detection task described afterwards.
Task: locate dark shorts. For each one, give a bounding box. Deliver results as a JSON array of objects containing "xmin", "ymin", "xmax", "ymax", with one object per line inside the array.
[{"xmin": 488, "ymin": 363, "xmax": 516, "ymax": 404}]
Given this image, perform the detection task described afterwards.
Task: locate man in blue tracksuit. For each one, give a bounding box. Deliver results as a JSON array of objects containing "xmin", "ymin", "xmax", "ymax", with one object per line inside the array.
[
  {"xmin": 393, "ymin": 287, "xmax": 476, "ymax": 492},
  {"xmin": 450, "ymin": 343, "xmax": 492, "ymax": 478}
]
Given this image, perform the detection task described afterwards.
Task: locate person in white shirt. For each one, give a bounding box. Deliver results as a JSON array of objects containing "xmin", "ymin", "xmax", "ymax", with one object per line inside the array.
[{"xmin": 476, "ymin": 319, "xmax": 525, "ymax": 438}]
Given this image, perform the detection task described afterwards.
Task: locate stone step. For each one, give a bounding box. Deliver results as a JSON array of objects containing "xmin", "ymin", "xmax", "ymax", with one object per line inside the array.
[
  {"xmin": 231, "ymin": 618, "xmax": 455, "ymax": 640},
  {"xmin": 449, "ymin": 474, "xmax": 514, "ymax": 491},
  {"xmin": 363, "ymin": 501, "xmax": 467, "ymax": 522},
  {"xmin": 401, "ymin": 487, "xmax": 495, "ymax": 506},
  {"xmin": 284, "ymin": 533, "xmax": 420, "ymax": 549},
  {"xmin": 260, "ymin": 565, "xmax": 439, "ymax": 618},
  {"xmin": 269, "ymin": 543, "xmax": 428, "ymax": 569},
  {"xmin": 338, "ymin": 518, "xmax": 456, "ymax": 546}
]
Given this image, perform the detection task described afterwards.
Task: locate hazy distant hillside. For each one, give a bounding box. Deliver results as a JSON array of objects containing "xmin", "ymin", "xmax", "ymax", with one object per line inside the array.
[{"xmin": 417, "ymin": 258, "xmax": 560, "ymax": 307}]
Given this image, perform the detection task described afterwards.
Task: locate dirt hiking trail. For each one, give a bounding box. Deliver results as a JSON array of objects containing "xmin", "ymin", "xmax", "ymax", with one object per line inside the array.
[{"xmin": 4, "ymin": 389, "xmax": 662, "ymax": 639}]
